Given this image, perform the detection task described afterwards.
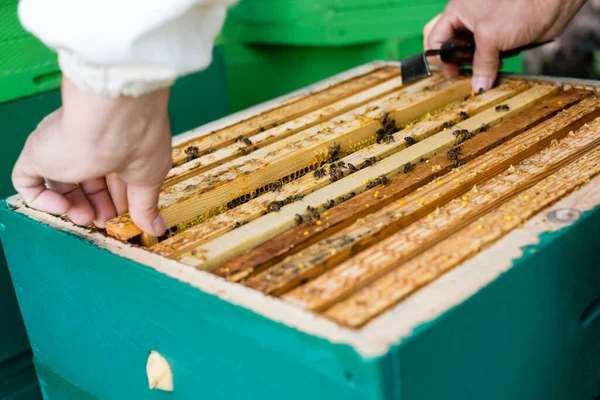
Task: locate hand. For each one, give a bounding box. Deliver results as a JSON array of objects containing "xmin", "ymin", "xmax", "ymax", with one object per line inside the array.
[
  {"xmin": 423, "ymin": 0, "xmax": 587, "ymax": 92},
  {"xmin": 12, "ymin": 77, "xmax": 172, "ymax": 237}
]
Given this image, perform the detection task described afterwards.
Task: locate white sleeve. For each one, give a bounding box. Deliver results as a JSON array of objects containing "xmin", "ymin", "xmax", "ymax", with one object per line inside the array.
[{"xmin": 18, "ymin": 0, "xmax": 238, "ymax": 97}]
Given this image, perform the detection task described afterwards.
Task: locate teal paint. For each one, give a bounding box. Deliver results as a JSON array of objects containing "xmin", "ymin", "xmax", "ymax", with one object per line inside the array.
[
  {"xmin": 0, "ymin": 204, "xmax": 386, "ymax": 400},
  {"xmin": 2, "ymin": 199, "xmax": 600, "ymax": 399},
  {"xmin": 0, "ymin": 48, "xmax": 229, "ymax": 394},
  {"xmin": 392, "ymin": 205, "xmax": 600, "ymax": 399},
  {"xmin": 34, "ymin": 360, "xmax": 98, "ymax": 400},
  {"xmin": 0, "ymin": 352, "xmax": 40, "ymax": 400}
]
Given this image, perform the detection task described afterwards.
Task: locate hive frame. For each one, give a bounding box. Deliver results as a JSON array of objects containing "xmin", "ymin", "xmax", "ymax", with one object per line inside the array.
[{"xmin": 7, "ymin": 61, "xmax": 600, "ymax": 358}]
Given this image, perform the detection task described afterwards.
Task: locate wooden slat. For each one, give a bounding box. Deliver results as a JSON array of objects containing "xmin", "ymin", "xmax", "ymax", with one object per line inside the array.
[
  {"xmin": 326, "ymin": 123, "xmax": 600, "ymax": 327},
  {"xmin": 107, "ymin": 75, "xmax": 470, "ymax": 240},
  {"xmin": 244, "ymin": 92, "xmax": 600, "ymax": 296},
  {"xmin": 213, "ymin": 89, "xmax": 590, "ymax": 281},
  {"xmin": 165, "ymin": 75, "xmax": 410, "ymax": 186},
  {"xmin": 284, "ymin": 109, "xmax": 600, "ymax": 311},
  {"xmin": 152, "ymin": 81, "xmax": 529, "ymax": 258},
  {"xmin": 175, "ymin": 85, "xmax": 557, "ymax": 271},
  {"xmin": 171, "ymin": 66, "xmax": 400, "ymax": 165}
]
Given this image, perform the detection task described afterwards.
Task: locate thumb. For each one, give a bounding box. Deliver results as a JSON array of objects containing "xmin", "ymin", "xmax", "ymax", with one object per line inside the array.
[
  {"xmin": 472, "ymin": 35, "xmax": 500, "ymax": 93},
  {"xmin": 127, "ymin": 183, "xmax": 166, "ymax": 237}
]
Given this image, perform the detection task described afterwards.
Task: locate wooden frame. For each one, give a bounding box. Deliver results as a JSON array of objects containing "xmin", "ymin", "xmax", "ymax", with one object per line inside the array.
[{"xmin": 6, "ymin": 61, "xmax": 600, "ymax": 358}]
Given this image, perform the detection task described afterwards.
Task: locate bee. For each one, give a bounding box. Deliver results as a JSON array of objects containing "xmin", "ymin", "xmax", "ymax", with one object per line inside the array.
[
  {"xmin": 378, "ymin": 176, "xmax": 391, "ymax": 186},
  {"xmin": 184, "ymin": 146, "xmax": 200, "ymax": 162},
  {"xmin": 442, "ymin": 121, "xmax": 455, "ymax": 129},
  {"xmin": 270, "ymin": 181, "xmax": 283, "ymax": 192},
  {"xmin": 243, "ymin": 138, "xmax": 253, "ymax": 146},
  {"xmin": 420, "ymin": 157, "xmax": 428, "ymax": 163},
  {"xmin": 459, "ymin": 111, "xmax": 469, "ymax": 120},
  {"xmin": 480, "ymin": 123, "xmax": 491, "ymax": 132},
  {"xmin": 202, "ymin": 148, "xmax": 216, "ymax": 155},
  {"xmin": 313, "ymin": 168, "xmax": 327, "ymax": 179},
  {"xmin": 404, "ymin": 136, "xmax": 417, "ymax": 146},
  {"xmin": 234, "ymin": 135, "xmax": 245, "ymax": 143},
  {"xmin": 447, "ymin": 146, "xmax": 462, "ymax": 161},
  {"xmin": 495, "ymin": 104, "xmax": 510, "ymax": 112},
  {"xmin": 324, "ymin": 199, "xmax": 335, "ymax": 209},
  {"xmin": 240, "ymin": 148, "xmax": 249, "ymax": 156},
  {"xmin": 362, "ymin": 157, "xmax": 377, "ymax": 168},
  {"xmin": 328, "ymin": 142, "xmax": 341, "ymax": 161},
  {"xmin": 294, "ymin": 214, "xmax": 304, "ymax": 224},
  {"xmin": 259, "ymin": 127, "xmax": 265, "ymax": 132},
  {"xmin": 376, "ymin": 128, "xmax": 387, "ymax": 138},
  {"xmin": 454, "ymin": 160, "xmax": 463, "ymax": 168},
  {"xmin": 336, "ymin": 161, "xmax": 347, "ymax": 168},
  {"xmin": 347, "ymin": 163, "xmax": 358, "ymax": 173},
  {"xmin": 453, "ymin": 129, "xmax": 469, "ymax": 137},
  {"xmin": 232, "ymin": 221, "xmax": 241, "ymax": 229},
  {"xmin": 283, "ymin": 197, "xmax": 294, "ymax": 205},
  {"xmin": 366, "ymin": 180, "xmax": 379, "ymax": 190},
  {"xmin": 268, "ymin": 201, "xmax": 284, "ymax": 212},
  {"xmin": 403, "ymin": 163, "xmax": 415, "ymax": 174},
  {"xmin": 185, "ymin": 146, "xmax": 199, "ymax": 156},
  {"xmin": 380, "ymin": 112, "xmax": 390, "ymax": 126},
  {"xmin": 306, "ymin": 205, "xmax": 315, "ymax": 212},
  {"xmin": 293, "ymin": 194, "xmax": 305, "ymax": 201},
  {"xmin": 378, "ymin": 134, "xmax": 395, "ymax": 144},
  {"xmin": 329, "ymin": 168, "xmax": 344, "ymax": 182}
]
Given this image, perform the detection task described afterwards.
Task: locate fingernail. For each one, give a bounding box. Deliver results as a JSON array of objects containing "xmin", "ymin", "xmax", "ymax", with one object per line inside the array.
[
  {"xmin": 153, "ymin": 215, "xmax": 167, "ymax": 236},
  {"xmin": 472, "ymin": 76, "xmax": 494, "ymax": 93}
]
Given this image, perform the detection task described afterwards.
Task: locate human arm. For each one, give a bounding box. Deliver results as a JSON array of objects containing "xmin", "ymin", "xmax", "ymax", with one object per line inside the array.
[{"xmin": 13, "ymin": 0, "xmax": 236, "ymax": 236}]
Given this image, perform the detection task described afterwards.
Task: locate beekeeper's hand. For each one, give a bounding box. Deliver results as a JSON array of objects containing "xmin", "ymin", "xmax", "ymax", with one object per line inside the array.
[
  {"xmin": 12, "ymin": 78, "xmax": 172, "ymax": 236},
  {"xmin": 14, "ymin": 0, "xmax": 237, "ymax": 235},
  {"xmin": 423, "ymin": 0, "xmax": 587, "ymax": 92}
]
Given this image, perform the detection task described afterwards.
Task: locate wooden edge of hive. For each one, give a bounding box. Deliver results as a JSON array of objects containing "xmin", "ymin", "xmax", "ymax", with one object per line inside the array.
[
  {"xmin": 358, "ymin": 171, "xmax": 600, "ymax": 347},
  {"xmin": 171, "ymin": 62, "xmax": 394, "ymax": 148},
  {"xmin": 2, "ymin": 194, "xmax": 372, "ymax": 354},
  {"xmin": 5, "ymin": 63, "xmax": 600, "ymax": 355},
  {"xmin": 5, "ymin": 167, "xmax": 600, "ymax": 356}
]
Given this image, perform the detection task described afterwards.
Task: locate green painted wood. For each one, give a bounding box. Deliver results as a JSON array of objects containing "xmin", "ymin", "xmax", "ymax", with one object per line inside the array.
[
  {"xmin": 34, "ymin": 360, "xmax": 98, "ymax": 400},
  {"xmin": 224, "ymin": 41, "xmax": 399, "ymax": 111},
  {"xmin": 223, "ymin": 0, "xmax": 447, "ymax": 45},
  {"xmin": 0, "ymin": 48, "xmax": 229, "ymax": 366},
  {"xmin": 394, "ymin": 205, "xmax": 600, "ymax": 399},
  {"xmin": 0, "ymin": 204, "xmax": 386, "ymax": 400},
  {"xmin": 2, "ymin": 201, "xmax": 600, "ymax": 399}
]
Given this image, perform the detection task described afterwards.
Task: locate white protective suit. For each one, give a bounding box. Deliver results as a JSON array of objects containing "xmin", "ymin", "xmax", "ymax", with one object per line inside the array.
[{"xmin": 18, "ymin": 0, "xmax": 238, "ymax": 97}]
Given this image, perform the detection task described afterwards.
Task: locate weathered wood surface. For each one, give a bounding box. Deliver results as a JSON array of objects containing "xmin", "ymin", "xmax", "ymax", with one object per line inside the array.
[
  {"xmin": 165, "ymin": 76, "xmax": 409, "ymax": 186},
  {"xmin": 244, "ymin": 93, "xmax": 600, "ymax": 296},
  {"xmin": 171, "ymin": 66, "xmax": 400, "ymax": 165},
  {"xmin": 212, "ymin": 89, "xmax": 589, "ymax": 281},
  {"xmin": 152, "ymin": 81, "xmax": 528, "ymax": 258},
  {"xmin": 283, "ymin": 114, "xmax": 600, "ymax": 311},
  {"xmin": 175, "ymin": 86, "xmax": 557, "ymax": 272},
  {"xmin": 107, "ymin": 76, "xmax": 470, "ymax": 240},
  {"xmin": 326, "ymin": 125, "xmax": 600, "ymax": 327}
]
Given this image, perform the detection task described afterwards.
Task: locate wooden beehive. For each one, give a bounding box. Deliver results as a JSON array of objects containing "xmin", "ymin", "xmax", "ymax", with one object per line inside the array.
[{"xmin": 2, "ymin": 62, "xmax": 600, "ymax": 399}]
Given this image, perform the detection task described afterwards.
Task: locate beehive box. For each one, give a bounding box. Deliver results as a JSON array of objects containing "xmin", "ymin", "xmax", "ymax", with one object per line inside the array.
[{"xmin": 2, "ymin": 62, "xmax": 600, "ymax": 399}]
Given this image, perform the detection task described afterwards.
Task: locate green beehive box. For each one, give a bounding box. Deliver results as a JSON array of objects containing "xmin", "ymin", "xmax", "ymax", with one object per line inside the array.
[
  {"xmin": 0, "ymin": 4, "xmax": 231, "ymax": 397},
  {"xmin": 222, "ymin": 0, "xmax": 523, "ymax": 111},
  {"xmin": 223, "ymin": 0, "xmax": 447, "ymax": 46},
  {"xmin": 1, "ymin": 64, "xmax": 599, "ymax": 400}
]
